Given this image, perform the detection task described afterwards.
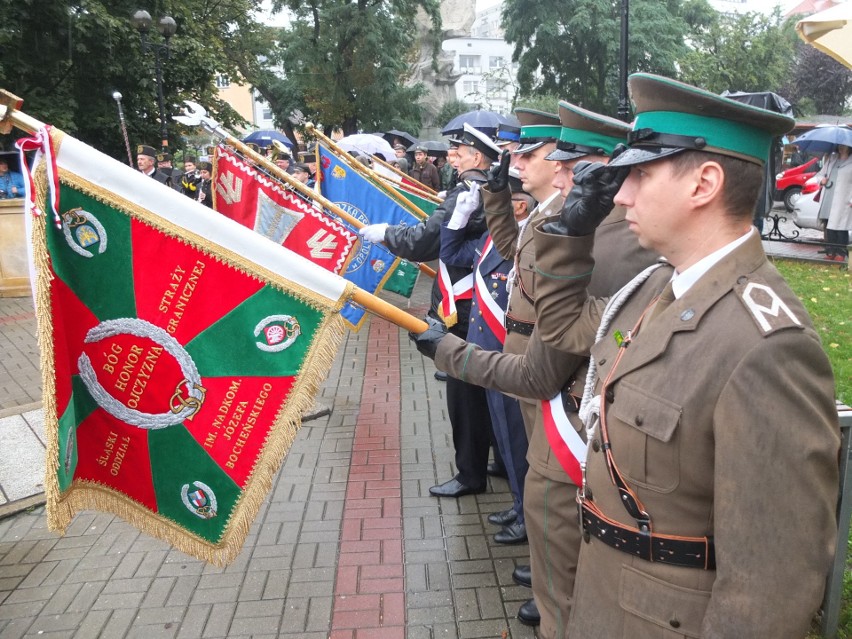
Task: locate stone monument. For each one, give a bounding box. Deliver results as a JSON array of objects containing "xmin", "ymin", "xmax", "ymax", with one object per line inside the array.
[{"xmin": 409, "ymin": 0, "xmax": 477, "ymax": 130}]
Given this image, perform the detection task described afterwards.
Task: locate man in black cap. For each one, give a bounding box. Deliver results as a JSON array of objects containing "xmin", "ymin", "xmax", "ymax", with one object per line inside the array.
[
  {"xmin": 180, "ymin": 156, "xmax": 202, "ymax": 199},
  {"xmin": 533, "ymin": 73, "xmax": 839, "ymax": 637},
  {"xmin": 362, "ymin": 123, "xmax": 501, "ymax": 498},
  {"xmin": 393, "ymin": 143, "xmax": 410, "ymax": 173},
  {"xmin": 298, "ymin": 152, "xmax": 317, "ymax": 182},
  {"xmin": 137, "ymin": 145, "xmax": 171, "ymax": 186},
  {"xmin": 157, "ymin": 152, "xmax": 183, "ymax": 191},
  {"xmin": 196, "ymin": 161, "xmax": 214, "ymax": 208},
  {"xmin": 495, "ymin": 123, "xmax": 521, "ymax": 154},
  {"xmin": 408, "ymin": 144, "xmax": 441, "ymax": 191}
]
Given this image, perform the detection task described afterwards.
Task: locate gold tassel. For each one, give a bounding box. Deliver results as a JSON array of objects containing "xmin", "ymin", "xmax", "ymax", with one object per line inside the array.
[{"xmin": 38, "ymin": 146, "xmax": 353, "ymax": 565}]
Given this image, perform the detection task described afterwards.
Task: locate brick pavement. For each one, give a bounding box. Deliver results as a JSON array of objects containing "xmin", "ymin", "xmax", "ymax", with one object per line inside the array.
[
  {"xmin": 0, "ymin": 297, "xmax": 41, "ymax": 412},
  {"xmin": 0, "ymin": 276, "xmax": 537, "ymax": 638}
]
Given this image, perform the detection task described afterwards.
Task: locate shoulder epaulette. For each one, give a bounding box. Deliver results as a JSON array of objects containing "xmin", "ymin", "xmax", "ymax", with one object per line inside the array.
[{"xmin": 734, "ymin": 275, "xmax": 804, "ymax": 337}]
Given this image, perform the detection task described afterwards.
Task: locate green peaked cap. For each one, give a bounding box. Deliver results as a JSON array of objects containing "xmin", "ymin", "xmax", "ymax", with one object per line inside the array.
[
  {"xmin": 610, "ymin": 73, "xmax": 795, "ymax": 168},
  {"xmin": 546, "ymin": 101, "xmax": 630, "ymax": 161},
  {"xmin": 513, "ymin": 108, "xmax": 561, "ymax": 154}
]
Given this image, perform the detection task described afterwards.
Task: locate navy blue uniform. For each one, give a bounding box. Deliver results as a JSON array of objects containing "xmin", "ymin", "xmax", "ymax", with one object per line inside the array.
[{"xmin": 440, "ymin": 224, "xmax": 529, "ymax": 522}]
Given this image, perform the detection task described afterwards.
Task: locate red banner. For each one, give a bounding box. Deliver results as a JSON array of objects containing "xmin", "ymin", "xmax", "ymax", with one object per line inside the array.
[{"xmin": 214, "ymin": 147, "xmax": 356, "ymax": 275}]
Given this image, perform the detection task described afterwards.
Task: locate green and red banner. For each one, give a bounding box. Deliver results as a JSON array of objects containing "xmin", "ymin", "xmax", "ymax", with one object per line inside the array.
[
  {"xmin": 30, "ymin": 130, "xmax": 352, "ymax": 565},
  {"xmin": 213, "ymin": 147, "xmax": 357, "ymax": 276}
]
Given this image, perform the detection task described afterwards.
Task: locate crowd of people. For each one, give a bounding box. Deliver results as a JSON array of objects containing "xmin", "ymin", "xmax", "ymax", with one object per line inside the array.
[
  {"xmin": 361, "ymin": 73, "xmax": 842, "ymax": 639},
  {"xmin": 134, "ymin": 140, "xmax": 316, "ymax": 208}
]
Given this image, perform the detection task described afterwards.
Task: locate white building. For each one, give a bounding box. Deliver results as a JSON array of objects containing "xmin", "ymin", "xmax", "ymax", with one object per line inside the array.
[{"xmin": 441, "ymin": 37, "xmax": 518, "ymax": 115}]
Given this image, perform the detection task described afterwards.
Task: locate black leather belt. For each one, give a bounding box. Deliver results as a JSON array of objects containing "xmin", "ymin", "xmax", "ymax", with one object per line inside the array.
[
  {"xmin": 580, "ymin": 502, "xmax": 716, "ymax": 570},
  {"xmin": 505, "ymin": 317, "xmax": 535, "ymax": 336}
]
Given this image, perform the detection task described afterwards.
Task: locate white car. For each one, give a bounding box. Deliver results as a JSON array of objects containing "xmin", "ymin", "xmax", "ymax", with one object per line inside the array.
[{"xmin": 792, "ymin": 175, "xmax": 824, "ymax": 231}]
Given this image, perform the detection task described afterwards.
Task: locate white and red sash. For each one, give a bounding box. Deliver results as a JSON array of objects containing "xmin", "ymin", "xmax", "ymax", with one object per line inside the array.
[
  {"xmin": 472, "ymin": 237, "xmax": 506, "ymax": 344},
  {"xmin": 437, "ymin": 260, "xmax": 473, "ymax": 327},
  {"xmin": 16, "ymin": 125, "xmax": 61, "ymax": 227},
  {"xmin": 541, "ymin": 394, "xmax": 587, "ymax": 486}
]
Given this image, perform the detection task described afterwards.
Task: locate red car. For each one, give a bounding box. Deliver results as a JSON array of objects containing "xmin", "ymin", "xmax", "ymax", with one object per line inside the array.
[{"xmin": 774, "ymin": 157, "xmax": 819, "ymax": 212}]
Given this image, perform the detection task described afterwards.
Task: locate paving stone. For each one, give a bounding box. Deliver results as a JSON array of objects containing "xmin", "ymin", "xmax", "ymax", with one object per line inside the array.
[
  {"xmin": 202, "ymin": 601, "xmax": 235, "ymax": 638},
  {"xmin": 0, "ymin": 283, "xmax": 541, "ymax": 638}
]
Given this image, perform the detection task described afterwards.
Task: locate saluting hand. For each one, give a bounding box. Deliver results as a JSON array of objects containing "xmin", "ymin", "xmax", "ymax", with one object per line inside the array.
[
  {"xmin": 447, "ymin": 182, "xmax": 480, "ymax": 230},
  {"xmin": 545, "ymin": 157, "xmax": 629, "ymax": 237},
  {"xmin": 487, "ymin": 151, "xmax": 512, "ymax": 192}
]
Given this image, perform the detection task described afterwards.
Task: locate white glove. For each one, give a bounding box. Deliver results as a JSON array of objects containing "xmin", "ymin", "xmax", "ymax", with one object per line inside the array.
[
  {"xmin": 359, "ymin": 223, "xmax": 389, "ymax": 244},
  {"xmin": 447, "ymin": 182, "xmax": 481, "ymax": 230}
]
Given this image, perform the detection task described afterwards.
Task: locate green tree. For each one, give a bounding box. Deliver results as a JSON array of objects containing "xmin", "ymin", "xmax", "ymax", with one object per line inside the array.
[
  {"xmin": 514, "ymin": 93, "xmax": 563, "ymax": 113},
  {"xmin": 238, "ymin": 0, "xmax": 442, "ymax": 139},
  {"xmin": 679, "ymin": 8, "xmax": 798, "ymax": 95},
  {"xmin": 501, "ymin": 0, "xmax": 693, "ymax": 115},
  {"xmin": 0, "ymin": 0, "xmax": 258, "ymax": 159},
  {"xmin": 781, "ymin": 43, "xmax": 852, "ymax": 116}
]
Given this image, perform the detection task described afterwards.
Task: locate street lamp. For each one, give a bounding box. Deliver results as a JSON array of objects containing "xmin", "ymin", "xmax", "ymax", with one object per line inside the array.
[
  {"xmin": 617, "ymin": 0, "xmax": 630, "ymax": 122},
  {"xmin": 111, "ymin": 91, "xmax": 134, "ymax": 167},
  {"xmin": 132, "ymin": 9, "xmax": 177, "ymax": 151}
]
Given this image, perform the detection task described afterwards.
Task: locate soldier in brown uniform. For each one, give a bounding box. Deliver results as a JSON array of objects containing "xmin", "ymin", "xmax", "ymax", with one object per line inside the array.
[
  {"xmin": 414, "ymin": 103, "xmax": 657, "ymax": 637},
  {"xmin": 482, "ymin": 109, "xmax": 564, "ymax": 443},
  {"xmin": 533, "ymin": 74, "xmax": 840, "ymax": 638}
]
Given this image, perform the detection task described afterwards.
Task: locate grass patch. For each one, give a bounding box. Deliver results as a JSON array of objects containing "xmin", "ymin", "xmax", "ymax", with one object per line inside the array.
[
  {"xmin": 772, "ymin": 258, "xmax": 850, "ymax": 638},
  {"xmin": 772, "ymin": 259, "xmax": 850, "ymax": 405}
]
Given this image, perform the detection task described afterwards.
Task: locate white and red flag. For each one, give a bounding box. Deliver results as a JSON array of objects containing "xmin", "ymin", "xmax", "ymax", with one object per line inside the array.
[{"xmin": 213, "ymin": 147, "xmax": 356, "ymax": 275}]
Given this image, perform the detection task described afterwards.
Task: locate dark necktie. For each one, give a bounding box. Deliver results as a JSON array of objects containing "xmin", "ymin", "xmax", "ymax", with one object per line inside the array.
[{"xmin": 647, "ymin": 281, "xmax": 676, "ymax": 324}]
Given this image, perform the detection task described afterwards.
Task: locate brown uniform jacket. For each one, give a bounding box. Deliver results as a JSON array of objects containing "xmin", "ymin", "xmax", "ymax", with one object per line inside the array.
[
  {"xmin": 437, "ymin": 206, "xmax": 657, "ymax": 482},
  {"xmin": 408, "ymin": 161, "xmax": 441, "ymax": 192},
  {"xmin": 533, "ymin": 227, "xmax": 840, "ymax": 638}
]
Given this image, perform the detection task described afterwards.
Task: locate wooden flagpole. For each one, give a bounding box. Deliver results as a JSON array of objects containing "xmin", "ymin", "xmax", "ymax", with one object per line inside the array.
[
  {"xmin": 373, "ymin": 168, "xmax": 442, "ymax": 204},
  {"xmin": 200, "ymin": 129, "xmax": 436, "ymax": 279},
  {"xmin": 305, "ymin": 123, "xmax": 435, "ymax": 221},
  {"xmin": 0, "ymin": 92, "xmax": 430, "ymax": 335},
  {"xmin": 201, "ymin": 123, "xmax": 438, "ymax": 280},
  {"xmin": 370, "ymin": 154, "xmax": 442, "ymax": 201}
]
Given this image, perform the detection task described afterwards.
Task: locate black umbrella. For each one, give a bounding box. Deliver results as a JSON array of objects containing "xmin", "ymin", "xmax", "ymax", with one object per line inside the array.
[
  {"xmin": 441, "ymin": 111, "xmax": 517, "ymax": 138},
  {"xmin": 241, "ymin": 130, "xmax": 295, "ymax": 149},
  {"xmin": 407, "ymin": 140, "xmax": 450, "ymax": 156},
  {"xmin": 720, "ymin": 91, "xmax": 793, "ymax": 116},
  {"xmin": 382, "ymin": 130, "xmax": 418, "ymax": 147}
]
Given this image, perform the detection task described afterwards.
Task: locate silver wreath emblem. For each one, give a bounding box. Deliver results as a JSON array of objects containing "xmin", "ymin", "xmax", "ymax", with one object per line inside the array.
[{"xmin": 77, "ymin": 318, "xmax": 205, "ymax": 429}]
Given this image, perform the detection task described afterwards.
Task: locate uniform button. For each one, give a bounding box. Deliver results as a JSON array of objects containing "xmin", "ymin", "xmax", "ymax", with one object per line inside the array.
[
  {"xmin": 605, "ymin": 388, "xmax": 615, "ymax": 403},
  {"xmin": 598, "ymin": 358, "xmax": 606, "ymax": 365},
  {"xmin": 592, "ymin": 440, "xmax": 600, "ymax": 453},
  {"xmin": 737, "ymin": 276, "xmax": 748, "ymax": 285},
  {"xmin": 478, "ymin": 310, "xmax": 482, "ymax": 316},
  {"xmin": 492, "ymin": 283, "xmax": 498, "ymax": 289},
  {"xmin": 634, "ymin": 415, "xmax": 644, "ymax": 426},
  {"xmin": 680, "ymin": 309, "xmax": 695, "ymax": 321},
  {"xmin": 669, "ymin": 619, "xmax": 681, "ymax": 629},
  {"xmin": 478, "ymin": 326, "xmax": 483, "ymax": 332}
]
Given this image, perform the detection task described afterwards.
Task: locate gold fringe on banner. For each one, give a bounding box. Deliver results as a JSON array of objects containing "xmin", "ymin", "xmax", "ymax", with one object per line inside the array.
[{"xmin": 36, "ymin": 129, "xmax": 352, "ymax": 565}]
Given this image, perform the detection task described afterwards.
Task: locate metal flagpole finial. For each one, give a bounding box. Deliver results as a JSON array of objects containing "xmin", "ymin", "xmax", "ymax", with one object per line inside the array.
[{"xmin": 174, "ymin": 100, "xmax": 228, "ymax": 138}]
